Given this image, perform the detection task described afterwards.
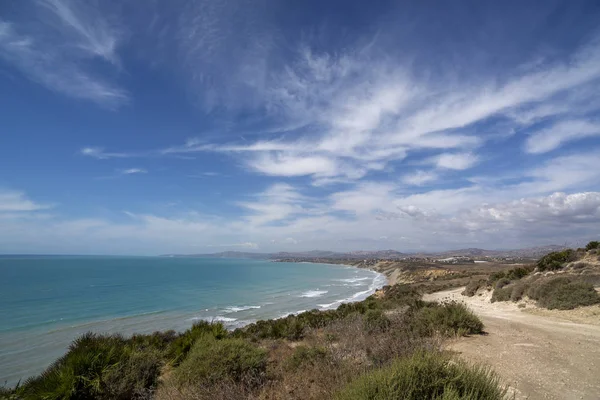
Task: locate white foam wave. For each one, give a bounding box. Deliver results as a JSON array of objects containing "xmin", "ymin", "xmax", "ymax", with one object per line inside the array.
[
  {"xmin": 336, "ymin": 277, "xmax": 370, "ymax": 283},
  {"xmin": 189, "ymin": 316, "xmax": 237, "ymax": 323},
  {"xmin": 224, "ymin": 305, "xmax": 261, "ymax": 313},
  {"xmin": 319, "ymin": 272, "xmax": 387, "ymax": 310},
  {"xmin": 277, "ymin": 309, "xmax": 307, "ymax": 319},
  {"xmin": 300, "ymin": 290, "xmax": 328, "ymax": 298}
]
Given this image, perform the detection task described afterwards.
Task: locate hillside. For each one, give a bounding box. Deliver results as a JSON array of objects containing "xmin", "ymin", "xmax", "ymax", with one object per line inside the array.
[{"xmin": 161, "ymin": 244, "xmax": 567, "ymax": 261}]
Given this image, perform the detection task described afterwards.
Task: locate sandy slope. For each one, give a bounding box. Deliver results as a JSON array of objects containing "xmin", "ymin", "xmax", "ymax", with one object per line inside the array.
[{"xmin": 424, "ymin": 288, "xmax": 600, "ymax": 400}]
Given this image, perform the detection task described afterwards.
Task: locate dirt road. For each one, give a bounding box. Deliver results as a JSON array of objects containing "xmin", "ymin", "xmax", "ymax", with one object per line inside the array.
[{"xmin": 424, "ymin": 288, "xmax": 600, "ymax": 400}]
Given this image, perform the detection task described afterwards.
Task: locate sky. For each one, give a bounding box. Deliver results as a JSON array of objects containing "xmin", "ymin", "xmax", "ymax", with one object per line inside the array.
[{"xmin": 1, "ymin": 0, "xmax": 600, "ymax": 255}]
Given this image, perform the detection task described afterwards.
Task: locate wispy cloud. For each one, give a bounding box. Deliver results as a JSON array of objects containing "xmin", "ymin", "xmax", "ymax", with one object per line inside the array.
[
  {"xmin": 80, "ymin": 147, "xmax": 133, "ymax": 159},
  {"xmin": 401, "ymin": 170, "xmax": 439, "ymax": 186},
  {"xmin": 525, "ymin": 119, "xmax": 600, "ymax": 154},
  {"xmin": 119, "ymin": 168, "xmax": 147, "ymax": 175},
  {"xmin": 156, "ymin": 32, "xmax": 600, "ymax": 186},
  {"xmin": 0, "ymin": 190, "xmax": 52, "ymax": 212},
  {"xmin": 0, "ymin": 1, "xmax": 127, "ymax": 107}
]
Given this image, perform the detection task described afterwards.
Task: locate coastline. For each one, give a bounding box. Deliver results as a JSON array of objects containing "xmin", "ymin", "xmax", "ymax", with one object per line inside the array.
[{"xmin": 0, "ymin": 258, "xmax": 386, "ymax": 386}]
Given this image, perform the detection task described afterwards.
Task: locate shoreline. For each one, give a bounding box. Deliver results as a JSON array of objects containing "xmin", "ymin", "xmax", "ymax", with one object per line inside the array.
[{"xmin": 1, "ymin": 260, "xmax": 386, "ymax": 387}]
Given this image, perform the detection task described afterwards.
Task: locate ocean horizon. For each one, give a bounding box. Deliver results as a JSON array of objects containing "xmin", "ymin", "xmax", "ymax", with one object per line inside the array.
[{"xmin": 0, "ymin": 255, "xmax": 386, "ymax": 386}]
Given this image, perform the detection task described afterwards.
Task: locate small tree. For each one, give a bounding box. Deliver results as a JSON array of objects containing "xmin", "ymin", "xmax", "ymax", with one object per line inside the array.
[{"xmin": 585, "ymin": 241, "xmax": 600, "ymax": 251}]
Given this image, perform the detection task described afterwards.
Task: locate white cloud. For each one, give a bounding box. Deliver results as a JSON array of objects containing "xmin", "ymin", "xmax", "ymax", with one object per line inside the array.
[
  {"xmin": 0, "ymin": 1, "xmax": 127, "ymax": 106},
  {"xmin": 430, "ymin": 153, "xmax": 479, "ymax": 170},
  {"xmin": 80, "ymin": 147, "xmax": 132, "ymax": 159},
  {"xmin": 120, "ymin": 168, "xmax": 147, "ymax": 175},
  {"xmin": 155, "ymin": 32, "xmax": 600, "ymax": 186},
  {"xmin": 525, "ymin": 119, "xmax": 600, "ymax": 154},
  {"xmin": 0, "ymin": 190, "xmax": 52, "ymax": 212},
  {"xmin": 207, "ymin": 242, "xmax": 259, "ymax": 249},
  {"xmin": 401, "ymin": 170, "xmax": 438, "ymax": 186}
]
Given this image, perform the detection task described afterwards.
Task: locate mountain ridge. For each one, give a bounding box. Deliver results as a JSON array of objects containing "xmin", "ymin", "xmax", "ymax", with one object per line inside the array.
[{"xmin": 160, "ymin": 244, "xmax": 567, "ymax": 260}]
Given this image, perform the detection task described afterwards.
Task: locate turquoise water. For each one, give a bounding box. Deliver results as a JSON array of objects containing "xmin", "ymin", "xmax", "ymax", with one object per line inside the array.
[{"xmin": 0, "ymin": 256, "xmax": 385, "ymax": 385}]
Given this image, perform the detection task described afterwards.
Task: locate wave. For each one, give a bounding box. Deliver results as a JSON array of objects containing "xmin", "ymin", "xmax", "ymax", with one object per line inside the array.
[
  {"xmin": 223, "ymin": 305, "xmax": 261, "ymax": 313},
  {"xmin": 300, "ymin": 290, "xmax": 328, "ymax": 298},
  {"xmin": 319, "ymin": 272, "xmax": 387, "ymax": 310},
  {"xmin": 276, "ymin": 309, "xmax": 307, "ymax": 319},
  {"xmin": 336, "ymin": 277, "xmax": 370, "ymax": 283},
  {"xmin": 189, "ymin": 316, "xmax": 237, "ymax": 323}
]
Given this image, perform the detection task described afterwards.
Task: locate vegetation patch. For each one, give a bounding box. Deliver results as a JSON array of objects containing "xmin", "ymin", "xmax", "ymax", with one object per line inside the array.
[
  {"xmin": 286, "ymin": 345, "xmax": 329, "ymax": 370},
  {"xmin": 169, "ymin": 320, "xmax": 228, "ymax": 365},
  {"xmin": 15, "ymin": 333, "xmax": 165, "ymax": 400},
  {"xmin": 174, "ymin": 336, "xmax": 267, "ymax": 387},
  {"xmin": 527, "ymin": 277, "xmax": 600, "ymax": 310},
  {"xmin": 585, "ymin": 240, "xmax": 600, "ymax": 251},
  {"xmin": 411, "ymin": 301, "xmax": 484, "ymax": 337},
  {"xmin": 536, "ymin": 249, "xmax": 577, "ymax": 271},
  {"xmin": 362, "ymin": 309, "xmax": 391, "ymax": 333},
  {"xmin": 491, "ymin": 286, "xmax": 511, "ymax": 303},
  {"xmin": 336, "ymin": 351, "xmax": 505, "ymax": 400},
  {"xmin": 462, "ymin": 279, "xmax": 486, "ymax": 297}
]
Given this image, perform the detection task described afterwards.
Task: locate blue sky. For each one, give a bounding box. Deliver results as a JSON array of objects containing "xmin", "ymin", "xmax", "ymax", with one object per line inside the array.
[{"xmin": 1, "ymin": 0, "xmax": 600, "ymax": 255}]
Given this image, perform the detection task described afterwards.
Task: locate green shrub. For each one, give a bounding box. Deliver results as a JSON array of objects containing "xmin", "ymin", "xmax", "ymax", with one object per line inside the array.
[
  {"xmin": 462, "ymin": 280, "xmax": 485, "ymax": 297},
  {"xmin": 510, "ymin": 282, "xmax": 528, "ymax": 302},
  {"xmin": 487, "ymin": 271, "xmax": 506, "ymax": 285},
  {"xmin": 528, "ymin": 277, "xmax": 600, "ymax": 310},
  {"xmin": 175, "ymin": 336, "xmax": 267, "ymax": 387},
  {"xmin": 411, "ymin": 302, "xmax": 484, "ymax": 337},
  {"xmin": 586, "ymin": 241, "xmax": 600, "ymax": 251},
  {"xmin": 536, "ymin": 249, "xmax": 576, "ymax": 271},
  {"xmin": 169, "ymin": 321, "xmax": 228, "ymax": 364},
  {"xmin": 363, "ymin": 309, "xmax": 391, "ymax": 333},
  {"xmin": 103, "ymin": 348, "xmax": 163, "ymax": 399},
  {"xmin": 336, "ymin": 351, "xmax": 505, "ymax": 400},
  {"xmin": 18, "ymin": 333, "xmax": 163, "ymax": 400},
  {"xmin": 494, "ymin": 278, "xmax": 511, "ymax": 290},
  {"xmin": 505, "ymin": 266, "xmax": 532, "ymax": 281},
  {"xmin": 287, "ymin": 345, "xmax": 329, "ymax": 370},
  {"xmin": 491, "ymin": 287, "xmax": 511, "ymax": 303}
]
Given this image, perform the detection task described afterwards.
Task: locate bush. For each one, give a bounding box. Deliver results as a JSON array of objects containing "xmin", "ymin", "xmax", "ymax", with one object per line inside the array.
[
  {"xmin": 505, "ymin": 266, "xmax": 532, "ymax": 281},
  {"xmin": 494, "ymin": 278, "xmax": 511, "ymax": 290},
  {"xmin": 510, "ymin": 282, "xmax": 528, "ymax": 302},
  {"xmin": 491, "ymin": 287, "xmax": 511, "ymax": 303},
  {"xmin": 336, "ymin": 351, "xmax": 505, "ymax": 400},
  {"xmin": 537, "ymin": 249, "xmax": 576, "ymax": 271},
  {"xmin": 487, "ymin": 271, "xmax": 505, "ymax": 285},
  {"xmin": 462, "ymin": 280, "xmax": 485, "ymax": 297},
  {"xmin": 169, "ymin": 321, "xmax": 228, "ymax": 365},
  {"xmin": 527, "ymin": 277, "xmax": 600, "ymax": 310},
  {"xmin": 586, "ymin": 241, "xmax": 600, "ymax": 251},
  {"xmin": 287, "ymin": 345, "xmax": 329, "ymax": 370},
  {"xmin": 363, "ymin": 309, "xmax": 391, "ymax": 333},
  {"xmin": 174, "ymin": 336, "xmax": 267, "ymax": 387},
  {"xmin": 18, "ymin": 333, "xmax": 164, "ymax": 400},
  {"xmin": 411, "ymin": 302, "xmax": 484, "ymax": 337},
  {"xmin": 103, "ymin": 348, "xmax": 163, "ymax": 399}
]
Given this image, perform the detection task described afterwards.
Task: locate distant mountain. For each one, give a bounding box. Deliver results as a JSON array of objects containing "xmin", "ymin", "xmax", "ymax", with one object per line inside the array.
[{"xmin": 161, "ymin": 245, "xmax": 566, "ymax": 260}]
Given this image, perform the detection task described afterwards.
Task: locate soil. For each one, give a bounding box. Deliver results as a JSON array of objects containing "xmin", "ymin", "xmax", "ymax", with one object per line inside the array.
[{"xmin": 424, "ymin": 287, "xmax": 600, "ymax": 400}]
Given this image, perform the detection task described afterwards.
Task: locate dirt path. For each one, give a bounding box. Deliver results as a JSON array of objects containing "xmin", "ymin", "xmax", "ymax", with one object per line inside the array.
[{"xmin": 424, "ymin": 288, "xmax": 600, "ymax": 400}]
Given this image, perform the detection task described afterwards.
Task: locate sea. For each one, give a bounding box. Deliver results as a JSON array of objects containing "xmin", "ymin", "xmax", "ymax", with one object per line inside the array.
[{"xmin": 0, "ymin": 255, "xmax": 386, "ymax": 386}]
